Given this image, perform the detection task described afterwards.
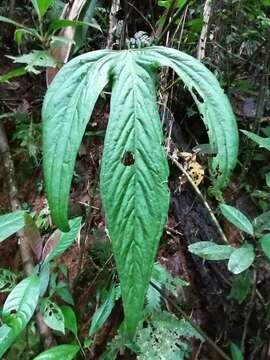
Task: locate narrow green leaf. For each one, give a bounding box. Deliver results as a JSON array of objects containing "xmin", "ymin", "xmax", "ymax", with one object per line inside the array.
[
  {"xmin": 0, "ymin": 269, "xmax": 17, "ymax": 292},
  {"xmin": 266, "ymin": 172, "xmax": 270, "ymax": 187},
  {"xmin": 31, "ymin": 0, "xmax": 54, "ymax": 18},
  {"xmin": 141, "ymin": 46, "xmax": 238, "ymax": 192},
  {"xmin": 260, "ymin": 234, "xmax": 270, "ymax": 260},
  {"xmin": 42, "ymin": 50, "xmax": 117, "ymax": 230},
  {"xmin": 73, "ymin": 0, "xmax": 97, "ymax": 52},
  {"xmin": 100, "ymin": 51, "xmax": 169, "ymax": 338},
  {"xmin": 220, "ymin": 204, "xmax": 254, "ymax": 235},
  {"xmin": 89, "ymin": 285, "xmax": 116, "ymax": 336},
  {"xmin": 43, "ymin": 217, "xmax": 81, "ymax": 264},
  {"xmin": 230, "ymin": 343, "xmax": 244, "ymax": 360},
  {"xmin": 241, "ymin": 130, "xmax": 270, "ymax": 151},
  {"xmin": 61, "ymin": 305, "xmax": 77, "ymax": 336},
  {"xmin": 48, "ymin": 19, "xmax": 100, "ymax": 33},
  {"xmin": 41, "ymin": 299, "xmax": 65, "ymax": 334},
  {"xmin": 0, "ymin": 67, "xmax": 27, "ymax": 83},
  {"xmin": 228, "ymin": 244, "xmax": 255, "ymax": 274},
  {"xmin": 0, "ymin": 324, "xmax": 15, "ymax": 358},
  {"xmin": 0, "ymin": 16, "xmax": 39, "ymax": 39},
  {"xmin": 38, "ymin": 262, "xmax": 50, "ymax": 296},
  {"xmin": 2, "ymin": 274, "xmax": 40, "ymax": 334},
  {"xmin": 0, "ymin": 211, "xmax": 25, "ymax": 242},
  {"xmin": 33, "ymin": 344, "xmax": 80, "ymax": 360},
  {"xmin": 188, "ymin": 241, "xmax": 234, "ymax": 260}
]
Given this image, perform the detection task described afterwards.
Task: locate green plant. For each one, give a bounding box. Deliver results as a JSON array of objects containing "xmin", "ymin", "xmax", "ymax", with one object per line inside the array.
[
  {"xmin": 0, "ymin": 0, "xmax": 99, "ymax": 79},
  {"xmin": 189, "ymin": 201, "xmax": 270, "ymax": 279},
  {"xmin": 0, "ymin": 211, "xmax": 81, "ymax": 357},
  {"xmin": 42, "ymin": 43, "xmax": 238, "ymax": 339}
]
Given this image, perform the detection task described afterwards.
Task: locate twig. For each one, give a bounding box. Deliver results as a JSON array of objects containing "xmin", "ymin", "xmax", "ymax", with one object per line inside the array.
[
  {"xmin": 0, "ymin": 122, "xmax": 55, "ymax": 349},
  {"xmin": 127, "ymin": 2, "xmax": 156, "ymax": 37},
  {"xmin": 156, "ymin": 0, "xmax": 189, "ymax": 45},
  {"xmin": 150, "ymin": 281, "xmax": 231, "ymax": 360},
  {"xmin": 169, "ymin": 155, "xmax": 229, "ymax": 245},
  {"xmin": 197, "ymin": 0, "xmax": 212, "ymax": 61},
  {"xmin": 106, "ymin": 0, "xmax": 120, "ymax": 49}
]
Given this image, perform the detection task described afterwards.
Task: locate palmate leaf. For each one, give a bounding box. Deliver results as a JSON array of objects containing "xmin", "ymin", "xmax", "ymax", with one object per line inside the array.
[
  {"xmin": 42, "ymin": 46, "xmax": 238, "ymax": 338},
  {"xmin": 100, "ymin": 52, "xmax": 169, "ymax": 337}
]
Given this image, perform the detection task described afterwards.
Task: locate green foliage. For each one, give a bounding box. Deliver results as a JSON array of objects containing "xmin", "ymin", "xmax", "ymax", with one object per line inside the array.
[
  {"xmin": 146, "ymin": 262, "xmax": 187, "ymax": 311},
  {"xmin": 228, "ymin": 243, "xmax": 255, "ymax": 274},
  {"xmin": 0, "ymin": 275, "xmax": 40, "ymax": 357},
  {"xmin": 31, "ymin": 0, "xmax": 55, "ymax": 19},
  {"xmin": 0, "ymin": 211, "xmax": 25, "ymax": 242},
  {"xmin": 0, "ymin": 1, "xmax": 99, "ymax": 78},
  {"xmin": 242, "ymin": 130, "xmax": 270, "ymax": 151},
  {"xmin": 7, "ymin": 51, "xmax": 57, "ymax": 75},
  {"xmin": 42, "ymin": 46, "xmax": 238, "ymax": 338},
  {"xmin": 88, "ymin": 284, "xmax": 119, "ymax": 337},
  {"xmin": 33, "ymin": 344, "xmax": 79, "ymax": 360},
  {"xmin": 42, "ymin": 217, "xmax": 81, "ymax": 264},
  {"xmin": 229, "ymin": 271, "xmax": 251, "ymax": 304},
  {"xmin": 189, "ymin": 241, "xmax": 255, "ymax": 275},
  {"xmin": 41, "ymin": 299, "xmax": 65, "ymax": 334},
  {"xmin": 0, "ymin": 269, "xmax": 17, "ymax": 293},
  {"xmin": 61, "ymin": 305, "xmax": 77, "ymax": 336},
  {"xmin": 188, "ymin": 241, "xmax": 234, "ymax": 260},
  {"xmin": 230, "ymin": 342, "xmax": 244, "ymax": 360},
  {"xmin": 220, "ymin": 203, "xmax": 254, "ymax": 235},
  {"xmin": 136, "ymin": 311, "xmax": 202, "ymax": 360},
  {"xmin": 13, "ymin": 113, "xmax": 41, "ymax": 164},
  {"xmin": 259, "ymin": 234, "xmax": 270, "ymax": 259}
]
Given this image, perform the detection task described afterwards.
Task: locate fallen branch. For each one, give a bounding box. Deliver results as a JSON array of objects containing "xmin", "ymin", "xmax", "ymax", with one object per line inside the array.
[{"xmin": 169, "ymin": 154, "xmax": 229, "ymax": 245}]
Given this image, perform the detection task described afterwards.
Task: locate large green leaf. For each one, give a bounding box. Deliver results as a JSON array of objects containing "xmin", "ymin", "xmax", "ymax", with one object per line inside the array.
[
  {"xmin": 33, "ymin": 344, "xmax": 80, "ymax": 360},
  {"xmin": 42, "ymin": 50, "xmax": 118, "ymax": 231},
  {"xmin": 100, "ymin": 51, "xmax": 169, "ymax": 338},
  {"xmin": 0, "ymin": 211, "xmax": 25, "ymax": 242},
  {"xmin": 140, "ymin": 46, "xmax": 238, "ymax": 192},
  {"xmin": 42, "ymin": 46, "xmax": 238, "ymax": 339},
  {"xmin": 2, "ymin": 274, "xmax": 40, "ymax": 335},
  {"xmin": 0, "ymin": 324, "xmax": 15, "ymax": 358}
]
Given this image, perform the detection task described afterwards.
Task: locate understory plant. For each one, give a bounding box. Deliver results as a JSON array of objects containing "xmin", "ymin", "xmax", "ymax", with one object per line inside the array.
[{"xmin": 42, "ymin": 42, "xmax": 239, "ymax": 339}]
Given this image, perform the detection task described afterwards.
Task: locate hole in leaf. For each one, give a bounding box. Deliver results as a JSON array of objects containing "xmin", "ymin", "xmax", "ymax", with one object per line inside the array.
[
  {"xmin": 191, "ymin": 87, "xmax": 204, "ymax": 104},
  {"xmin": 122, "ymin": 151, "xmax": 135, "ymax": 166},
  {"xmin": 10, "ymin": 309, "xmax": 17, "ymax": 314}
]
